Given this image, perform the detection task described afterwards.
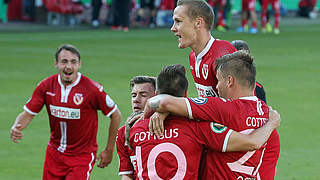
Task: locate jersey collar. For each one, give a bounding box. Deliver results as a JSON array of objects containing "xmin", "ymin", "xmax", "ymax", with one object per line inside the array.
[
  {"xmin": 58, "ymin": 72, "xmax": 82, "ymax": 89},
  {"xmin": 238, "ymin": 96, "xmax": 258, "ymax": 101},
  {"xmin": 195, "ymin": 36, "xmax": 215, "ymax": 61}
]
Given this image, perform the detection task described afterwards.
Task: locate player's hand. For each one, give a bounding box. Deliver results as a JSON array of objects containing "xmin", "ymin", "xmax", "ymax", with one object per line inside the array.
[
  {"xmin": 96, "ymin": 149, "xmax": 113, "ymax": 168},
  {"xmin": 149, "ymin": 112, "xmax": 169, "ymax": 138},
  {"xmin": 10, "ymin": 124, "xmax": 23, "ymax": 143},
  {"xmin": 125, "ymin": 111, "xmax": 144, "ymax": 149},
  {"xmin": 268, "ymin": 106, "xmax": 280, "ymax": 129},
  {"xmin": 127, "ymin": 111, "xmax": 143, "ymax": 127}
]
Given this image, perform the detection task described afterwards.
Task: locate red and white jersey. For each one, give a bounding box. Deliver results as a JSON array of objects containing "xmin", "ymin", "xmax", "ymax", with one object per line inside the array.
[
  {"xmin": 24, "ymin": 73, "xmax": 117, "ymax": 155},
  {"xmin": 185, "ymin": 96, "xmax": 270, "ymax": 179},
  {"xmin": 259, "ymin": 129, "xmax": 280, "ymax": 180},
  {"xmin": 129, "ymin": 115, "xmax": 233, "ymax": 180},
  {"xmin": 116, "ymin": 125, "xmax": 136, "ymax": 178},
  {"xmin": 189, "ymin": 36, "xmax": 237, "ymax": 97}
]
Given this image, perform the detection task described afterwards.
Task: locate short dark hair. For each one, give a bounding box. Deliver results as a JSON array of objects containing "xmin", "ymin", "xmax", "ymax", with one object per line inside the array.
[
  {"xmin": 156, "ymin": 64, "xmax": 188, "ymax": 97},
  {"xmin": 130, "ymin": 76, "xmax": 156, "ymax": 89},
  {"xmin": 177, "ymin": 0, "xmax": 214, "ymax": 30},
  {"xmin": 55, "ymin": 44, "xmax": 81, "ymax": 61},
  {"xmin": 231, "ymin": 40, "xmax": 250, "ymax": 53},
  {"xmin": 215, "ymin": 50, "xmax": 256, "ymax": 89}
]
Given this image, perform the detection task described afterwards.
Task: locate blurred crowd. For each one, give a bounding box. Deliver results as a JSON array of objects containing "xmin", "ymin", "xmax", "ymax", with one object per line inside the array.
[{"xmin": 0, "ymin": 0, "xmax": 318, "ymax": 33}]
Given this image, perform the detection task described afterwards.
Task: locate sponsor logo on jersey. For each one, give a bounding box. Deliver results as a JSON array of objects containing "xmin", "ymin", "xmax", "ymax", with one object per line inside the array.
[
  {"xmin": 73, "ymin": 93, "xmax": 83, "ymax": 105},
  {"xmin": 210, "ymin": 122, "xmax": 227, "ymax": 133},
  {"xmin": 202, "ymin": 64, "xmax": 209, "ymax": 80},
  {"xmin": 50, "ymin": 105, "xmax": 80, "ymax": 119},
  {"xmin": 190, "ymin": 97, "xmax": 207, "ymax": 105},
  {"xmin": 195, "ymin": 83, "xmax": 218, "ymax": 97},
  {"xmin": 46, "ymin": 92, "xmax": 56, "ymax": 96},
  {"xmin": 106, "ymin": 95, "xmax": 115, "ymax": 108}
]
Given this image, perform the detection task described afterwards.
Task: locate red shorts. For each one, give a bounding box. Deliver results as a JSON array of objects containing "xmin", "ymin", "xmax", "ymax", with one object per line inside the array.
[
  {"xmin": 43, "ymin": 144, "xmax": 96, "ymax": 180},
  {"xmin": 262, "ymin": 0, "xmax": 280, "ymax": 11},
  {"xmin": 242, "ymin": 0, "xmax": 256, "ymax": 11}
]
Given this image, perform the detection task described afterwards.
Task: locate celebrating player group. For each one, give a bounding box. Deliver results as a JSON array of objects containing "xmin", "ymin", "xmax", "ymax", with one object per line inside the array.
[{"xmin": 10, "ymin": 0, "xmax": 281, "ymax": 180}]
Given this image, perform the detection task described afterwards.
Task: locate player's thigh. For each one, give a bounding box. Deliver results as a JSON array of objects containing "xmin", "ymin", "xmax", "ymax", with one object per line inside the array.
[
  {"xmin": 43, "ymin": 146, "xmax": 68, "ymax": 180},
  {"xmin": 65, "ymin": 152, "xmax": 96, "ymax": 180},
  {"xmin": 272, "ymin": 0, "xmax": 280, "ymax": 12},
  {"xmin": 248, "ymin": 0, "xmax": 256, "ymax": 11}
]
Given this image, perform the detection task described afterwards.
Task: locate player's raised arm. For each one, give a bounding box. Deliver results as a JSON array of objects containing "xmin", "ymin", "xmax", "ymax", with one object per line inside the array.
[
  {"xmin": 225, "ymin": 108, "xmax": 280, "ymax": 152},
  {"xmin": 10, "ymin": 111, "xmax": 35, "ymax": 143}
]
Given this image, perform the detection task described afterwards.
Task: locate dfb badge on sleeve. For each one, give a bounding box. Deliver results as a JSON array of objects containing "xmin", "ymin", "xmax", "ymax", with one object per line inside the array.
[{"xmin": 105, "ymin": 95, "xmax": 115, "ymax": 108}]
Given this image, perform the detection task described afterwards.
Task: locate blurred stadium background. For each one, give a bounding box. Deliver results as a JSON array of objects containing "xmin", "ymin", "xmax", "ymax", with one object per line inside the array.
[{"xmin": 0, "ymin": 0, "xmax": 320, "ymax": 180}]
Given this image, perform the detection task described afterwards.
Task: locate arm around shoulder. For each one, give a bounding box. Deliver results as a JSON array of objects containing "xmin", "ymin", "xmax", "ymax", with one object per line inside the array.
[
  {"xmin": 146, "ymin": 95, "xmax": 189, "ymax": 118},
  {"xmin": 225, "ymin": 109, "xmax": 280, "ymax": 152}
]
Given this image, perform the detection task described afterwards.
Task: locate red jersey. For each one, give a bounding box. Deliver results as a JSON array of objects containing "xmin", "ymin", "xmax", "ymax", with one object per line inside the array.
[
  {"xmin": 129, "ymin": 116, "xmax": 233, "ymax": 180},
  {"xmin": 186, "ymin": 96, "xmax": 270, "ymax": 179},
  {"xmin": 189, "ymin": 37, "xmax": 237, "ymax": 97},
  {"xmin": 24, "ymin": 73, "xmax": 117, "ymax": 155},
  {"xmin": 116, "ymin": 125, "xmax": 136, "ymax": 178}
]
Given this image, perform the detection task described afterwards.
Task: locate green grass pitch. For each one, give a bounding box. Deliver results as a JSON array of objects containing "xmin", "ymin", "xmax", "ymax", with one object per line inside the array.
[{"xmin": 0, "ymin": 17, "xmax": 319, "ymax": 179}]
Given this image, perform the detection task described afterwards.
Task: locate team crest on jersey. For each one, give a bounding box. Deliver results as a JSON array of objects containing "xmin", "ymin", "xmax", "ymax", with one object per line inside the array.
[
  {"xmin": 202, "ymin": 64, "xmax": 209, "ymax": 80},
  {"xmin": 210, "ymin": 122, "xmax": 227, "ymax": 133},
  {"xmin": 106, "ymin": 95, "xmax": 115, "ymax": 108},
  {"xmin": 73, "ymin": 93, "xmax": 83, "ymax": 105},
  {"xmin": 190, "ymin": 97, "xmax": 207, "ymax": 105}
]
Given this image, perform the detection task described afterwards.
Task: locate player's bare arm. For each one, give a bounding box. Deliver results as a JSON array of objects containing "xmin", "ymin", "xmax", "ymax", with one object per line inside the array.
[
  {"xmin": 145, "ymin": 94, "xmax": 189, "ymax": 136},
  {"xmin": 226, "ymin": 108, "xmax": 280, "ymax": 152},
  {"xmin": 97, "ymin": 108, "xmax": 121, "ymax": 168},
  {"xmin": 144, "ymin": 94, "xmax": 188, "ymax": 119},
  {"xmin": 10, "ymin": 111, "xmax": 34, "ymax": 143}
]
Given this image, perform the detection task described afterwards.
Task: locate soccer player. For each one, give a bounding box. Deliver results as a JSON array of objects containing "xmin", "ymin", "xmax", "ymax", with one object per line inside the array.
[
  {"xmin": 116, "ymin": 76, "xmax": 156, "ymax": 179},
  {"xmin": 171, "ymin": 0, "xmax": 237, "ymax": 98},
  {"xmin": 146, "ymin": 51, "xmax": 280, "ymax": 179},
  {"xmin": 131, "ymin": 64, "xmax": 280, "ymax": 179},
  {"xmin": 236, "ymin": 0, "xmax": 258, "ymax": 33},
  {"xmin": 10, "ymin": 44, "xmax": 122, "ymax": 180},
  {"xmin": 231, "ymin": 40, "xmax": 267, "ymax": 103},
  {"xmin": 231, "ymin": 40, "xmax": 280, "ymax": 180},
  {"xmin": 261, "ymin": 0, "xmax": 281, "ymax": 34}
]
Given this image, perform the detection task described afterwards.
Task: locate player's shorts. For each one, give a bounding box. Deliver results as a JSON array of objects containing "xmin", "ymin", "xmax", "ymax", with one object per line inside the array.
[
  {"xmin": 261, "ymin": 0, "xmax": 280, "ymax": 11},
  {"xmin": 43, "ymin": 144, "xmax": 96, "ymax": 180},
  {"xmin": 140, "ymin": 0, "xmax": 155, "ymax": 9},
  {"xmin": 214, "ymin": 0, "xmax": 227, "ymax": 6},
  {"xmin": 242, "ymin": 0, "xmax": 256, "ymax": 11}
]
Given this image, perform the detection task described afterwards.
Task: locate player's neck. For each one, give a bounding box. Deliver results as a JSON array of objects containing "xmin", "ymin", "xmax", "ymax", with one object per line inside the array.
[
  {"xmin": 231, "ymin": 88, "xmax": 255, "ymax": 99},
  {"xmin": 192, "ymin": 31, "xmax": 211, "ymax": 56}
]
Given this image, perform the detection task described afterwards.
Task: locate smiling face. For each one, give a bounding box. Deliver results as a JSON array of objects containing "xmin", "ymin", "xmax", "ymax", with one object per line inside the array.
[
  {"xmin": 54, "ymin": 49, "xmax": 81, "ymax": 86},
  {"xmin": 171, "ymin": 5, "xmax": 198, "ymax": 49},
  {"xmin": 131, "ymin": 83, "xmax": 156, "ymax": 113}
]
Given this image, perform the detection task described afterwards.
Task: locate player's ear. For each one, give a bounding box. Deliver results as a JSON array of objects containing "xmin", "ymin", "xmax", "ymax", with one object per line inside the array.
[
  {"xmin": 54, "ymin": 59, "xmax": 58, "ymax": 68},
  {"xmin": 227, "ymin": 75, "xmax": 234, "ymax": 87},
  {"xmin": 195, "ymin": 17, "xmax": 203, "ymax": 29},
  {"xmin": 184, "ymin": 90, "xmax": 188, "ymax": 97}
]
